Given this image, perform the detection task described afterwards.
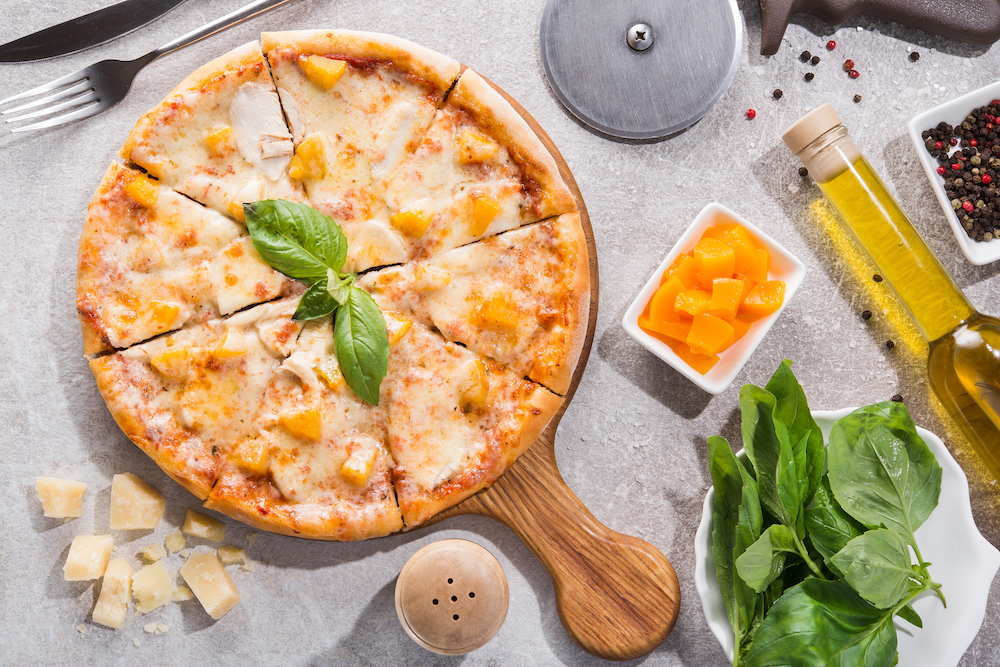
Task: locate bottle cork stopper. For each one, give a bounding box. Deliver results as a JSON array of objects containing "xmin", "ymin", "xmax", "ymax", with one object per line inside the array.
[
  {"xmin": 782, "ymin": 104, "xmax": 843, "ymax": 154},
  {"xmin": 395, "ymin": 539, "xmax": 509, "ymax": 655}
]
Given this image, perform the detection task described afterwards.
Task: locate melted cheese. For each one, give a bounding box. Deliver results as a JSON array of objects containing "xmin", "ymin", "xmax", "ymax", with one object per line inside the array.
[{"xmin": 122, "ymin": 41, "xmax": 302, "ymax": 219}]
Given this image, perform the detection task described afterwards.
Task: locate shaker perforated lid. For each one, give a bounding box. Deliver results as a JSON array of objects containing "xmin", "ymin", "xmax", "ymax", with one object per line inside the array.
[
  {"xmin": 395, "ymin": 539, "xmax": 509, "ymax": 655},
  {"xmin": 782, "ymin": 103, "xmax": 843, "ymax": 154}
]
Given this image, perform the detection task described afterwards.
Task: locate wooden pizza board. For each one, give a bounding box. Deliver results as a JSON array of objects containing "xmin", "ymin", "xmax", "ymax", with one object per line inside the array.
[{"xmin": 424, "ymin": 75, "xmax": 681, "ymax": 662}]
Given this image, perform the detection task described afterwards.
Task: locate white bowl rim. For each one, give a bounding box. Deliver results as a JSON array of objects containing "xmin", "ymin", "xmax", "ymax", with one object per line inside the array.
[
  {"xmin": 907, "ymin": 81, "xmax": 1000, "ymax": 265},
  {"xmin": 694, "ymin": 407, "xmax": 1000, "ymax": 666},
  {"xmin": 621, "ymin": 202, "xmax": 807, "ymax": 395}
]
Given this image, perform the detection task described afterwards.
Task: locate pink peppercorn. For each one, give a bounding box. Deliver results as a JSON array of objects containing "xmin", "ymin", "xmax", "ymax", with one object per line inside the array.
[{"xmin": 963, "ymin": 201, "xmax": 975, "ymax": 212}]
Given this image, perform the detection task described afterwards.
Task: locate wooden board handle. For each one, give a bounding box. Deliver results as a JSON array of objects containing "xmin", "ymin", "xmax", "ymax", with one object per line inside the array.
[{"xmin": 443, "ymin": 441, "xmax": 680, "ymax": 661}]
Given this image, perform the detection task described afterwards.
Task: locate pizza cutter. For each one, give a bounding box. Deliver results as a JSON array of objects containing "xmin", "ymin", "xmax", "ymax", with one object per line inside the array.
[{"xmin": 539, "ymin": 0, "xmax": 742, "ymax": 140}]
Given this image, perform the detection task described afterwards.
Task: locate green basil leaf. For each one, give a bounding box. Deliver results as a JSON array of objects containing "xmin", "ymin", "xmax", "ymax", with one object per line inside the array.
[
  {"xmin": 742, "ymin": 383, "xmax": 805, "ymax": 534},
  {"xmin": 326, "ymin": 269, "xmax": 354, "ymax": 306},
  {"xmin": 245, "ymin": 200, "xmax": 347, "ymax": 282},
  {"xmin": 740, "ymin": 385, "xmax": 786, "ymax": 523},
  {"xmin": 895, "ymin": 604, "xmax": 923, "ymax": 628},
  {"xmin": 765, "ymin": 359, "xmax": 824, "ymax": 506},
  {"xmin": 805, "ymin": 475, "xmax": 866, "ymax": 568},
  {"xmin": 736, "ymin": 524, "xmax": 797, "ymax": 593},
  {"xmin": 294, "ymin": 281, "xmax": 338, "ymax": 320},
  {"xmin": 334, "ymin": 287, "xmax": 389, "ymax": 405},
  {"xmin": 744, "ymin": 579, "xmax": 898, "ymax": 667},
  {"xmin": 708, "ymin": 436, "xmax": 759, "ymax": 655},
  {"xmin": 830, "ymin": 529, "xmax": 919, "ymax": 609},
  {"xmin": 827, "ymin": 402, "xmax": 942, "ymax": 541}
]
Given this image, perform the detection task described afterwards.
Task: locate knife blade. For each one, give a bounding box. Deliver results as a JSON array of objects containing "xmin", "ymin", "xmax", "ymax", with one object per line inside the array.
[{"xmin": 0, "ymin": 0, "xmax": 188, "ymax": 62}]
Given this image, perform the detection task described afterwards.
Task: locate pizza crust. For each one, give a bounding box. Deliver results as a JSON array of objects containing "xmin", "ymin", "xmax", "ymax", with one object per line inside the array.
[
  {"xmin": 448, "ymin": 69, "xmax": 576, "ymax": 222},
  {"xmin": 262, "ymin": 29, "xmax": 462, "ymax": 94},
  {"xmin": 540, "ymin": 212, "xmax": 592, "ymax": 395}
]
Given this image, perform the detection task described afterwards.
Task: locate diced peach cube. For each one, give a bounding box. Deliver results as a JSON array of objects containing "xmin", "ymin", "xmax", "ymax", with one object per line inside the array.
[
  {"xmin": 744, "ymin": 248, "xmax": 771, "ymax": 283},
  {"xmin": 740, "ymin": 280, "xmax": 786, "ymax": 320},
  {"xmin": 674, "ymin": 289, "xmax": 711, "ymax": 317},
  {"xmin": 687, "ymin": 313, "xmax": 735, "ymax": 356},
  {"xmin": 667, "ymin": 340, "xmax": 720, "ymax": 375},
  {"xmin": 663, "ymin": 254, "xmax": 700, "ymax": 290},
  {"xmin": 693, "ymin": 237, "xmax": 736, "ymax": 287},
  {"xmin": 648, "ymin": 277, "xmax": 686, "ymax": 323},
  {"xmin": 709, "ymin": 278, "xmax": 745, "ymax": 320}
]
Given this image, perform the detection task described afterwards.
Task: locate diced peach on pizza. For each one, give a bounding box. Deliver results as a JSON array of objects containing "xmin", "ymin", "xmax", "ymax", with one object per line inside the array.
[
  {"xmin": 456, "ymin": 129, "xmax": 499, "ymax": 163},
  {"xmin": 288, "ymin": 134, "xmax": 327, "ymax": 180},
  {"xmin": 204, "ymin": 126, "xmax": 235, "ymax": 156},
  {"xmin": 390, "ymin": 210, "xmax": 432, "ymax": 237},
  {"xmin": 298, "ymin": 55, "xmax": 347, "ymax": 89},
  {"xmin": 471, "ymin": 196, "xmax": 502, "ymax": 236},
  {"xmin": 279, "ymin": 407, "xmax": 322, "ymax": 441},
  {"xmin": 123, "ymin": 172, "xmax": 159, "ymax": 208}
]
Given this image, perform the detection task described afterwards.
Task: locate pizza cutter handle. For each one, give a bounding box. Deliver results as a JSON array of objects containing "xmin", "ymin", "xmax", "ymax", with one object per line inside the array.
[
  {"xmin": 759, "ymin": 0, "xmax": 1000, "ymax": 55},
  {"xmin": 472, "ymin": 443, "xmax": 680, "ymax": 661}
]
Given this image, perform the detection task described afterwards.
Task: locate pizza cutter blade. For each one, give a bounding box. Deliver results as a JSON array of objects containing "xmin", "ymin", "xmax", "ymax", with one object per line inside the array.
[{"xmin": 539, "ymin": 0, "xmax": 743, "ymax": 140}]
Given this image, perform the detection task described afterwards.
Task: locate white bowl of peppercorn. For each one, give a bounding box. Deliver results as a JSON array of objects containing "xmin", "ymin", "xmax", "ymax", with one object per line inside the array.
[{"xmin": 909, "ymin": 82, "xmax": 1000, "ymax": 265}]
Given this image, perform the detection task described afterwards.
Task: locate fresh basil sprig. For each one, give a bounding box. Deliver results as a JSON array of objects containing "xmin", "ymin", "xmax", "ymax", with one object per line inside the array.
[
  {"xmin": 707, "ymin": 360, "xmax": 944, "ymax": 667},
  {"xmin": 245, "ymin": 200, "xmax": 389, "ymax": 406}
]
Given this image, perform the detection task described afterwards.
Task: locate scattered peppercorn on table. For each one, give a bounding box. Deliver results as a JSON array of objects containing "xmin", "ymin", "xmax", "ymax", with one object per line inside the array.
[{"xmin": 2, "ymin": 1, "xmax": 1000, "ymax": 665}]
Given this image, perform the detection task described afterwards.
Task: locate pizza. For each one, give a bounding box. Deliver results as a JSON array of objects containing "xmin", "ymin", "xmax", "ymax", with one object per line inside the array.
[{"xmin": 80, "ymin": 30, "xmax": 589, "ymax": 540}]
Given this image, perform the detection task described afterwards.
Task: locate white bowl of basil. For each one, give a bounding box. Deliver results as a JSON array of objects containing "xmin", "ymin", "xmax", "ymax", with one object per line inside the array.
[{"xmin": 695, "ymin": 396, "xmax": 1000, "ymax": 667}]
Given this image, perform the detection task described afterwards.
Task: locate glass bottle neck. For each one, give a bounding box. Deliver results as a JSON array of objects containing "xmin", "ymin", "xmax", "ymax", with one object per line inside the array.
[{"xmin": 799, "ymin": 127, "xmax": 976, "ymax": 342}]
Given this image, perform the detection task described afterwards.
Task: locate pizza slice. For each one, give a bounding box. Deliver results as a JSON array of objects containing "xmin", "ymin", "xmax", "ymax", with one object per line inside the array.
[
  {"xmin": 381, "ymin": 319, "xmax": 560, "ymax": 528},
  {"xmin": 382, "ymin": 68, "xmax": 577, "ymax": 260},
  {"xmin": 262, "ymin": 30, "xmax": 462, "ymax": 271},
  {"xmin": 358, "ymin": 213, "xmax": 588, "ymax": 395},
  {"xmin": 120, "ymin": 41, "xmax": 304, "ymax": 221},
  {"xmin": 205, "ymin": 319, "xmax": 403, "ymax": 540},
  {"xmin": 89, "ymin": 299, "xmax": 303, "ymax": 499},
  {"xmin": 77, "ymin": 163, "xmax": 300, "ymax": 356}
]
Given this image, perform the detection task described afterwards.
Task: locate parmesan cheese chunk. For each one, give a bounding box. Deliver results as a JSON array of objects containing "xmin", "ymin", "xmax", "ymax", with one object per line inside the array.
[
  {"xmin": 182, "ymin": 509, "xmax": 226, "ymax": 542},
  {"xmin": 109, "ymin": 473, "xmax": 165, "ymax": 530},
  {"xmin": 172, "ymin": 584, "xmax": 194, "ymax": 602},
  {"xmin": 164, "ymin": 530, "xmax": 186, "ymax": 554},
  {"xmin": 93, "ymin": 558, "xmax": 132, "ymax": 630},
  {"xmin": 216, "ymin": 545, "xmax": 247, "ymax": 566},
  {"xmin": 180, "ymin": 552, "xmax": 241, "ymax": 619},
  {"xmin": 64, "ymin": 535, "xmax": 113, "ymax": 581},
  {"xmin": 139, "ymin": 543, "xmax": 166, "ymax": 563},
  {"xmin": 132, "ymin": 561, "xmax": 173, "ymax": 614},
  {"xmin": 35, "ymin": 477, "xmax": 87, "ymax": 518}
]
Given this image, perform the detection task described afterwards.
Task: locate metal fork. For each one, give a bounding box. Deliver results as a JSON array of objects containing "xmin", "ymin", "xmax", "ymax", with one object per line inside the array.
[{"xmin": 0, "ymin": 0, "xmax": 296, "ymax": 133}]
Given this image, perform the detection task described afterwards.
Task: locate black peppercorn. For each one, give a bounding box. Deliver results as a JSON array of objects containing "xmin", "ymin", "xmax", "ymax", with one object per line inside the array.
[
  {"xmin": 810, "ymin": 55, "xmax": 820, "ymax": 65},
  {"xmin": 886, "ymin": 340, "xmax": 895, "ymax": 349},
  {"xmin": 800, "ymin": 50, "xmax": 811, "ymax": 62},
  {"xmin": 804, "ymin": 72, "xmax": 815, "ymax": 82},
  {"xmin": 873, "ymin": 274, "xmax": 883, "ymax": 282},
  {"xmin": 909, "ymin": 52, "xmax": 920, "ymax": 62},
  {"xmin": 891, "ymin": 394, "xmax": 903, "ymax": 402},
  {"xmin": 861, "ymin": 310, "xmax": 872, "ymax": 320},
  {"xmin": 773, "ymin": 88, "xmax": 783, "ymax": 99},
  {"xmin": 798, "ymin": 166, "xmax": 809, "ymax": 177},
  {"xmin": 853, "ymin": 94, "xmax": 862, "ymax": 103}
]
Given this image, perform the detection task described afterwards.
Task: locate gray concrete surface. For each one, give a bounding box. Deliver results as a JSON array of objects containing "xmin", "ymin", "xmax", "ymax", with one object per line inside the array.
[{"xmin": 1, "ymin": 0, "xmax": 998, "ymax": 665}]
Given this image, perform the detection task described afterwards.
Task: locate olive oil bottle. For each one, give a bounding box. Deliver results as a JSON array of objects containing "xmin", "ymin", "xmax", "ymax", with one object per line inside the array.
[{"xmin": 784, "ymin": 104, "xmax": 1000, "ymax": 477}]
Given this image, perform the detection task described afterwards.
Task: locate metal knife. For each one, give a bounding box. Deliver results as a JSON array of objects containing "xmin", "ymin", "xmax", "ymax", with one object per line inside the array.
[{"xmin": 0, "ymin": 0, "xmax": 188, "ymax": 62}]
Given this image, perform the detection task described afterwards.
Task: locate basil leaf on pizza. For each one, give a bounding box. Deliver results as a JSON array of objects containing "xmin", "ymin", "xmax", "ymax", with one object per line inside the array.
[
  {"xmin": 294, "ymin": 280, "xmax": 338, "ymax": 320},
  {"xmin": 245, "ymin": 199, "xmax": 347, "ymax": 282},
  {"xmin": 326, "ymin": 269, "xmax": 355, "ymax": 306},
  {"xmin": 334, "ymin": 287, "xmax": 390, "ymax": 405}
]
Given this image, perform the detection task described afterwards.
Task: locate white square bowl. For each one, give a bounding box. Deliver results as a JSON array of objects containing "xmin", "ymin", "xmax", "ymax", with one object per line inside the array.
[
  {"xmin": 621, "ymin": 203, "xmax": 806, "ymax": 395},
  {"xmin": 908, "ymin": 82, "xmax": 1000, "ymax": 265}
]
